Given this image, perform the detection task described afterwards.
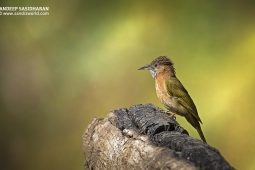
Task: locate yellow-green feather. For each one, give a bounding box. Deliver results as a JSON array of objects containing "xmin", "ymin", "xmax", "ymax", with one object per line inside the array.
[
  {"xmin": 165, "ymin": 77, "xmax": 202, "ymax": 123},
  {"xmin": 165, "ymin": 77, "xmax": 207, "ymax": 143}
]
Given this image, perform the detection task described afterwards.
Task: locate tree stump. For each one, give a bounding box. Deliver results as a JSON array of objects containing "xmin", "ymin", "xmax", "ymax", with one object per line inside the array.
[{"xmin": 82, "ymin": 104, "xmax": 235, "ymax": 170}]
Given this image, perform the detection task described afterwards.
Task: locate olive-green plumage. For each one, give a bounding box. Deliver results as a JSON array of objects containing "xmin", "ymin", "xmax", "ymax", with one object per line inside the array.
[{"xmin": 138, "ymin": 56, "xmax": 207, "ymax": 143}]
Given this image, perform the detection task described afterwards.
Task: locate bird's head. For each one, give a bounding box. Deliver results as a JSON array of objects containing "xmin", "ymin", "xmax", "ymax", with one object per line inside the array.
[{"xmin": 138, "ymin": 56, "xmax": 175, "ymax": 79}]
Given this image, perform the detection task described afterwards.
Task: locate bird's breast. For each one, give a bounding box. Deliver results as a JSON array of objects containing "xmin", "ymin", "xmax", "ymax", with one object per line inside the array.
[
  {"xmin": 155, "ymin": 78, "xmax": 185, "ymax": 116},
  {"xmin": 155, "ymin": 79, "xmax": 174, "ymax": 108}
]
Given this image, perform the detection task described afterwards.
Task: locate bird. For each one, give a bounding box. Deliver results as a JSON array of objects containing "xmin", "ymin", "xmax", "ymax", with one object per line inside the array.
[{"xmin": 138, "ymin": 56, "xmax": 207, "ymax": 143}]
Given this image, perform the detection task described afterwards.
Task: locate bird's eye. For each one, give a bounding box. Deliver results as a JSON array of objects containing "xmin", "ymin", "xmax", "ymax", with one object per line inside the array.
[{"xmin": 154, "ymin": 64, "xmax": 158, "ymax": 67}]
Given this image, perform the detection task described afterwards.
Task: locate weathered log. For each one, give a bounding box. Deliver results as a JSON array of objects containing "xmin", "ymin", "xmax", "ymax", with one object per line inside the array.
[{"xmin": 83, "ymin": 104, "xmax": 234, "ymax": 170}]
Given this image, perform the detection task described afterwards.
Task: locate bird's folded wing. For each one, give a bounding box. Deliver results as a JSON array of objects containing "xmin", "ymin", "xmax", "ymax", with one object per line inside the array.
[{"xmin": 165, "ymin": 78, "xmax": 202, "ymax": 123}]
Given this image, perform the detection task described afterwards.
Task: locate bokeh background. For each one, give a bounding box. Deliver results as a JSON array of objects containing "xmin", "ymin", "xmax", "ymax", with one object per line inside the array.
[{"xmin": 1, "ymin": 1, "xmax": 255, "ymax": 169}]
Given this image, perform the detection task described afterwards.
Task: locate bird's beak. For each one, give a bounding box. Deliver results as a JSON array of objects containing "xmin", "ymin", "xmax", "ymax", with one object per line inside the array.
[
  {"xmin": 138, "ymin": 65, "xmax": 152, "ymax": 70},
  {"xmin": 138, "ymin": 64, "xmax": 157, "ymax": 78}
]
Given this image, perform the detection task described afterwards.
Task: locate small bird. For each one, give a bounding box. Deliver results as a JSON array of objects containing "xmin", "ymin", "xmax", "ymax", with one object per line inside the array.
[{"xmin": 138, "ymin": 56, "xmax": 206, "ymax": 143}]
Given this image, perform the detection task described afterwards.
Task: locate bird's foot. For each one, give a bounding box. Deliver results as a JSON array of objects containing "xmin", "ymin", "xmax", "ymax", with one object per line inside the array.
[
  {"xmin": 159, "ymin": 110, "xmax": 176, "ymax": 120},
  {"xmin": 169, "ymin": 113, "xmax": 176, "ymax": 119},
  {"xmin": 159, "ymin": 109, "xmax": 168, "ymax": 114}
]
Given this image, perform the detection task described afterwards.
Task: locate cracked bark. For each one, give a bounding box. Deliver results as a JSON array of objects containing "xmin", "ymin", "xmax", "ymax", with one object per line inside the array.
[{"xmin": 83, "ymin": 104, "xmax": 235, "ymax": 170}]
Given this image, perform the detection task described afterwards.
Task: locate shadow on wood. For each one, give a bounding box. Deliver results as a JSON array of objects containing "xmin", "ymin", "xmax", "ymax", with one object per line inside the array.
[{"xmin": 83, "ymin": 104, "xmax": 234, "ymax": 170}]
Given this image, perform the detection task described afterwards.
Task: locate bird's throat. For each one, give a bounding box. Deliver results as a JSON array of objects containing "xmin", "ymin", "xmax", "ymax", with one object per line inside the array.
[{"xmin": 150, "ymin": 70, "xmax": 157, "ymax": 78}]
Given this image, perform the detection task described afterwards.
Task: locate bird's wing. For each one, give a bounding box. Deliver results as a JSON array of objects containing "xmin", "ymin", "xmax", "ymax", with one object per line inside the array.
[{"xmin": 165, "ymin": 77, "xmax": 202, "ymax": 123}]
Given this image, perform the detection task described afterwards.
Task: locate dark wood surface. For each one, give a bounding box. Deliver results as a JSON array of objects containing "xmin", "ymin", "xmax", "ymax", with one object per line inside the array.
[{"xmin": 83, "ymin": 104, "xmax": 235, "ymax": 170}]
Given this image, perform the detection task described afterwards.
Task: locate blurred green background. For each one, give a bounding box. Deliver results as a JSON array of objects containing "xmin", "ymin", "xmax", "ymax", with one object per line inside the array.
[{"xmin": 1, "ymin": 1, "xmax": 255, "ymax": 169}]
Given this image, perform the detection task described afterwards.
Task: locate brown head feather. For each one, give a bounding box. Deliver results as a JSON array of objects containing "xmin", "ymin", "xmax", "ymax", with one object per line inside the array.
[
  {"xmin": 150, "ymin": 56, "xmax": 174, "ymax": 66},
  {"xmin": 151, "ymin": 56, "xmax": 175, "ymax": 75}
]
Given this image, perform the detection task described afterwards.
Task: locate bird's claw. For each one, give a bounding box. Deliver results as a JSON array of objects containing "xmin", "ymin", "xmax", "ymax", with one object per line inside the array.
[
  {"xmin": 169, "ymin": 113, "xmax": 176, "ymax": 120},
  {"xmin": 159, "ymin": 110, "xmax": 176, "ymax": 120}
]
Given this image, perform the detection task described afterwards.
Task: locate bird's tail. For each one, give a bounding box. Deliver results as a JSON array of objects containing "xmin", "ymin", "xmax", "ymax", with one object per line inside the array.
[
  {"xmin": 185, "ymin": 115, "xmax": 207, "ymax": 143},
  {"xmin": 196, "ymin": 125, "xmax": 207, "ymax": 143}
]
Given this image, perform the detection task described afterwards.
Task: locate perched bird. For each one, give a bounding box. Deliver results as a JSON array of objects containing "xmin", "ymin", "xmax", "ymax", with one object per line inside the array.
[{"xmin": 138, "ymin": 56, "xmax": 206, "ymax": 143}]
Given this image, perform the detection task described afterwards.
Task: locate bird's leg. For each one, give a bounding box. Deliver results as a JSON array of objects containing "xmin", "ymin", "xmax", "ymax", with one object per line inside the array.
[
  {"xmin": 159, "ymin": 110, "xmax": 176, "ymax": 119},
  {"xmin": 169, "ymin": 113, "xmax": 176, "ymax": 119}
]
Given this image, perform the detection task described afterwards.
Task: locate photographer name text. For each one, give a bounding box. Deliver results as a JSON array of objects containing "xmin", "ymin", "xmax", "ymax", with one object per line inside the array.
[{"xmin": 0, "ymin": 7, "xmax": 49, "ymax": 11}]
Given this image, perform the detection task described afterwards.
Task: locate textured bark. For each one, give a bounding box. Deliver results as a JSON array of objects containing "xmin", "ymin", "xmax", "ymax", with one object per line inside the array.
[{"xmin": 83, "ymin": 104, "xmax": 235, "ymax": 170}]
